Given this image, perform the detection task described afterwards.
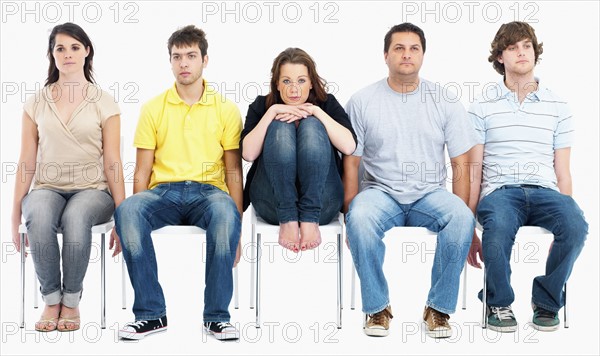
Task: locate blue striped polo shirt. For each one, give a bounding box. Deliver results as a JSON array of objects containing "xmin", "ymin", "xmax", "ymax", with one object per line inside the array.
[{"xmin": 468, "ymin": 80, "xmax": 574, "ymax": 199}]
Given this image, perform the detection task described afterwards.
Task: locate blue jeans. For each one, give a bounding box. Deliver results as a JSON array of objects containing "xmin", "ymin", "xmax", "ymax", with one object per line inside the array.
[
  {"xmin": 477, "ymin": 185, "xmax": 587, "ymax": 313},
  {"xmin": 250, "ymin": 117, "xmax": 343, "ymax": 225},
  {"xmin": 346, "ymin": 188, "xmax": 474, "ymax": 314},
  {"xmin": 22, "ymin": 188, "xmax": 115, "ymax": 307},
  {"xmin": 115, "ymin": 181, "xmax": 241, "ymax": 322}
]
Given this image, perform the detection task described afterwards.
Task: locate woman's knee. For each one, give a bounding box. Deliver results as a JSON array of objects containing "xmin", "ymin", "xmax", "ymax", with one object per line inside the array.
[{"xmin": 298, "ymin": 116, "xmax": 328, "ymax": 147}]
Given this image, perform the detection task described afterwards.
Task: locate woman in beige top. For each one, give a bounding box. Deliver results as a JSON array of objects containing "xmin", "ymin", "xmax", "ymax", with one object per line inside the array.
[{"xmin": 11, "ymin": 23, "xmax": 125, "ymax": 332}]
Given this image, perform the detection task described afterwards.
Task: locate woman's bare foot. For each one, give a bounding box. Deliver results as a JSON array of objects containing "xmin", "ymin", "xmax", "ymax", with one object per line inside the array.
[
  {"xmin": 35, "ymin": 303, "xmax": 60, "ymax": 332},
  {"xmin": 299, "ymin": 222, "xmax": 322, "ymax": 251},
  {"xmin": 57, "ymin": 304, "xmax": 80, "ymax": 332},
  {"xmin": 279, "ymin": 221, "xmax": 300, "ymax": 253}
]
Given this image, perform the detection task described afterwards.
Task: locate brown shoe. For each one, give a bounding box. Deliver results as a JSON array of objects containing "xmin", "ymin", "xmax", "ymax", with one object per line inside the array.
[
  {"xmin": 422, "ymin": 306, "xmax": 452, "ymax": 338},
  {"xmin": 364, "ymin": 305, "xmax": 393, "ymax": 337}
]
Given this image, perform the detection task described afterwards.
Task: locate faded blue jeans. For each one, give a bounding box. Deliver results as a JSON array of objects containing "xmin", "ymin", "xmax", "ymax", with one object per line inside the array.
[
  {"xmin": 346, "ymin": 188, "xmax": 474, "ymax": 315},
  {"xmin": 115, "ymin": 181, "xmax": 241, "ymax": 322},
  {"xmin": 22, "ymin": 188, "xmax": 115, "ymax": 307},
  {"xmin": 477, "ymin": 185, "xmax": 587, "ymax": 313},
  {"xmin": 250, "ymin": 117, "xmax": 343, "ymax": 225}
]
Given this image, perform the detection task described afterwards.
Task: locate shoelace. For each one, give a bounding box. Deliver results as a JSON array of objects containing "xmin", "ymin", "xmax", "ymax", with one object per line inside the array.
[
  {"xmin": 129, "ymin": 320, "xmax": 148, "ymax": 328},
  {"xmin": 431, "ymin": 309, "xmax": 450, "ymax": 326},
  {"xmin": 208, "ymin": 322, "xmax": 234, "ymax": 331},
  {"xmin": 369, "ymin": 308, "xmax": 393, "ymax": 326},
  {"xmin": 491, "ymin": 306, "xmax": 515, "ymax": 321}
]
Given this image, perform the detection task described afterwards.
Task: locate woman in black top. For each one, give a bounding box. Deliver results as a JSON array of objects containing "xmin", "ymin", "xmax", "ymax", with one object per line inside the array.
[{"xmin": 241, "ymin": 48, "xmax": 356, "ymax": 253}]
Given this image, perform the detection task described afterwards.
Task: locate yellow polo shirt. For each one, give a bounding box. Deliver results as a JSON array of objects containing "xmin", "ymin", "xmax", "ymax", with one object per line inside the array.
[{"xmin": 134, "ymin": 80, "xmax": 242, "ymax": 192}]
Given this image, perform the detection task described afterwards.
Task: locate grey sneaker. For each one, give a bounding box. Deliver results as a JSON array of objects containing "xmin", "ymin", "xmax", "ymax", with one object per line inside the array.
[
  {"xmin": 532, "ymin": 305, "xmax": 559, "ymax": 331},
  {"xmin": 364, "ymin": 306, "xmax": 393, "ymax": 337},
  {"xmin": 487, "ymin": 306, "xmax": 518, "ymax": 332}
]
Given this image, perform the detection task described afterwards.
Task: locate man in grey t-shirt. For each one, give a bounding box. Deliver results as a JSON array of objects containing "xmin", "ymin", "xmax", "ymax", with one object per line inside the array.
[{"xmin": 343, "ymin": 23, "xmax": 478, "ymax": 338}]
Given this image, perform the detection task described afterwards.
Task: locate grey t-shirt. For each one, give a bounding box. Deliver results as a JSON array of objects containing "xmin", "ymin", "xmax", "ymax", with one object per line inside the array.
[{"xmin": 346, "ymin": 78, "xmax": 478, "ymax": 204}]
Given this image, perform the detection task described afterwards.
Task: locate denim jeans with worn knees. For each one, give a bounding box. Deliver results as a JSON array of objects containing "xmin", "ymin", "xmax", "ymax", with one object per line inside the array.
[
  {"xmin": 346, "ymin": 188, "xmax": 474, "ymax": 315},
  {"xmin": 249, "ymin": 116, "xmax": 343, "ymax": 225},
  {"xmin": 477, "ymin": 185, "xmax": 587, "ymax": 312},
  {"xmin": 115, "ymin": 182, "xmax": 241, "ymax": 322},
  {"xmin": 22, "ymin": 188, "xmax": 115, "ymax": 308}
]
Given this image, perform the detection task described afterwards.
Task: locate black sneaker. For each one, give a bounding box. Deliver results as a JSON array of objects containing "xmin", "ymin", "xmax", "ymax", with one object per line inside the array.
[
  {"xmin": 203, "ymin": 321, "xmax": 240, "ymax": 340},
  {"xmin": 119, "ymin": 316, "xmax": 167, "ymax": 340}
]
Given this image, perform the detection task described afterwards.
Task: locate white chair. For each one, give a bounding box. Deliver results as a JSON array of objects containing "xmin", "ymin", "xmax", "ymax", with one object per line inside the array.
[
  {"xmin": 121, "ymin": 225, "xmax": 240, "ymax": 310},
  {"xmin": 248, "ymin": 207, "xmax": 344, "ymax": 329},
  {"xmin": 481, "ymin": 226, "xmax": 568, "ymax": 328},
  {"xmin": 349, "ymin": 227, "xmax": 469, "ymax": 311},
  {"xmin": 19, "ymin": 221, "xmax": 114, "ymax": 329}
]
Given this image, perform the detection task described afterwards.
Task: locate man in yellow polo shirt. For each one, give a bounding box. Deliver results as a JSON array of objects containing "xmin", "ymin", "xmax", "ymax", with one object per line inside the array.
[{"xmin": 115, "ymin": 25, "xmax": 243, "ymax": 341}]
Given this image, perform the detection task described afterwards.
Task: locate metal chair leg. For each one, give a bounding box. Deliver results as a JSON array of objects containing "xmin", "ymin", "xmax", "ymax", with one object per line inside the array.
[
  {"xmin": 33, "ymin": 269, "xmax": 38, "ymax": 309},
  {"xmin": 20, "ymin": 233, "xmax": 26, "ymax": 328},
  {"xmin": 250, "ymin": 223, "xmax": 256, "ymax": 309},
  {"xmin": 234, "ymin": 266, "xmax": 239, "ymax": 309},
  {"xmin": 101, "ymin": 233, "xmax": 106, "ymax": 329},
  {"xmin": 482, "ymin": 267, "xmax": 487, "ymax": 328},
  {"xmin": 564, "ymin": 282, "xmax": 568, "ymax": 328},
  {"xmin": 462, "ymin": 261, "xmax": 467, "ymax": 310},
  {"xmin": 351, "ymin": 263, "xmax": 356, "ymax": 310},
  {"xmin": 337, "ymin": 233, "xmax": 343, "ymax": 329},
  {"xmin": 121, "ymin": 257, "xmax": 127, "ymax": 309},
  {"xmin": 255, "ymin": 233, "xmax": 261, "ymax": 328}
]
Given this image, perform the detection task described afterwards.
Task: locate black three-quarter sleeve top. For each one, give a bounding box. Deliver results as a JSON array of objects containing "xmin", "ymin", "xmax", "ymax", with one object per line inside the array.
[{"xmin": 240, "ymin": 94, "xmax": 357, "ymax": 211}]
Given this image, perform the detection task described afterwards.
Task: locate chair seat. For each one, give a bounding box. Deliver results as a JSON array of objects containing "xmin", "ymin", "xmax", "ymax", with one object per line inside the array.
[
  {"xmin": 152, "ymin": 225, "xmax": 206, "ymax": 235},
  {"xmin": 19, "ymin": 220, "xmax": 115, "ymax": 235},
  {"xmin": 252, "ymin": 213, "xmax": 343, "ymax": 233},
  {"xmin": 476, "ymin": 223, "xmax": 551, "ymax": 235},
  {"xmin": 388, "ymin": 226, "xmax": 437, "ymax": 236}
]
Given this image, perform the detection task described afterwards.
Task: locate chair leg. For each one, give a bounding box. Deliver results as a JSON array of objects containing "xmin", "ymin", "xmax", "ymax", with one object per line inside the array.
[
  {"xmin": 337, "ymin": 232, "xmax": 343, "ymax": 329},
  {"xmin": 33, "ymin": 269, "xmax": 38, "ymax": 309},
  {"xmin": 121, "ymin": 257, "xmax": 127, "ymax": 309},
  {"xmin": 101, "ymin": 233, "xmax": 106, "ymax": 329},
  {"xmin": 234, "ymin": 265, "xmax": 239, "ymax": 309},
  {"xmin": 250, "ymin": 223, "xmax": 256, "ymax": 309},
  {"xmin": 482, "ymin": 267, "xmax": 487, "ymax": 328},
  {"xmin": 564, "ymin": 282, "xmax": 568, "ymax": 328},
  {"xmin": 20, "ymin": 233, "xmax": 26, "ymax": 328},
  {"xmin": 255, "ymin": 233, "xmax": 261, "ymax": 328},
  {"xmin": 462, "ymin": 261, "xmax": 467, "ymax": 310},
  {"xmin": 350, "ymin": 263, "xmax": 356, "ymax": 310}
]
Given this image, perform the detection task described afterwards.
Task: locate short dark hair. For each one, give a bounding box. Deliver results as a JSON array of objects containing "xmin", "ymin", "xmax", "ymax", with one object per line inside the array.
[
  {"xmin": 46, "ymin": 22, "xmax": 95, "ymax": 86},
  {"xmin": 488, "ymin": 21, "xmax": 544, "ymax": 75},
  {"xmin": 167, "ymin": 25, "xmax": 208, "ymax": 58},
  {"xmin": 384, "ymin": 23, "xmax": 426, "ymax": 53}
]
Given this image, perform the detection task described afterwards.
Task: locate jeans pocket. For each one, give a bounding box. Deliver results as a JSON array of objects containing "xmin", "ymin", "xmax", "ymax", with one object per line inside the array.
[{"xmin": 150, "ymin": 184, "xmax": 170, "ymax": 197}]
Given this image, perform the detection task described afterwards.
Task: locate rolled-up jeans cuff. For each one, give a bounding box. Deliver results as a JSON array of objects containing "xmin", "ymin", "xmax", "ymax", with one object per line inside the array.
[
  {"xmin": 42, "ymin": 289, "xmax": 62, "ymax": 306},
  {"xmin": 61, "ymin": 290, "xmax": 83, "ymax": 308}
]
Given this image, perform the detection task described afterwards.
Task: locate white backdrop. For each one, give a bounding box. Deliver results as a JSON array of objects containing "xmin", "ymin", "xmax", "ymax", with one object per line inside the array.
[{"xmin": 1, "ymin": 1, "xmax": 598, "ymax": 355}]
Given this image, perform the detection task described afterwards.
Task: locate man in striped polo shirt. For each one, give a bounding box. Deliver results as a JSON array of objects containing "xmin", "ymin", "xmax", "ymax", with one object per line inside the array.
[{"xmin": 467, "ymin": 21, "xmax": 587, "ymax": 332}]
